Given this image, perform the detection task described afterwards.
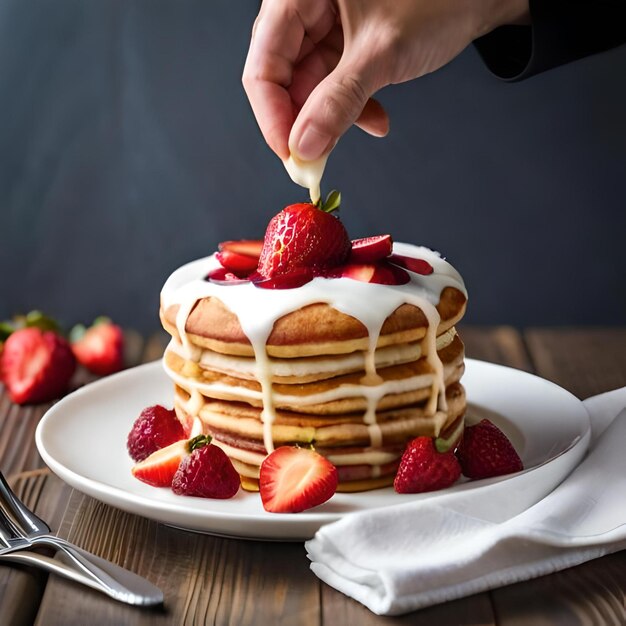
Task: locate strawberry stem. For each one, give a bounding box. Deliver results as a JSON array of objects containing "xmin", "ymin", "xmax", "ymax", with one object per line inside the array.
[
  {"xmin": 318, "ymin": 190, "xmax": 341, "ymax": 213},
  {"xmin": 188, "ymin": 434, "xmax": 212, "ymax": 452}
]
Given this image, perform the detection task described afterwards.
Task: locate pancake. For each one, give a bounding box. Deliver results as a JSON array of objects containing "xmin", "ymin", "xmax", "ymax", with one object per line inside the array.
[
  {"xmin": 160, "ymin": 285, "xmax": 466, "ymax": 358},
  {"xmin": 159, "ymin": 242, "xmax": 469, "ymax": 492},
  {"xmin": 165, "ymin": 334, "xmax": 465, "ymax": 414}
]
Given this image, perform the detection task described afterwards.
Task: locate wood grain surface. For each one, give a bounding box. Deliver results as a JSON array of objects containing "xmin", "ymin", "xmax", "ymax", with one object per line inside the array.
[{"xmin": 0, "ymin": 327, "xmax": 624, "ymax": 625}]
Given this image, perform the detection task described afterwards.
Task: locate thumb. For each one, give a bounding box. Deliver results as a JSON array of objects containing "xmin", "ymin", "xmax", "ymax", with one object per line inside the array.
[{"xmin": 289, "ymin": 61, "xmax": 381, "ymax": 161}]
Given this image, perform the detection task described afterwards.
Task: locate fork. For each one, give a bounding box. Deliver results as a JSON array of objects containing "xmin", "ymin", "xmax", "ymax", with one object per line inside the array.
[
  {"xmin": 0, "ymin": 471, "xmax": 163, "ymax": 606},
  {"xmin": 0, "ymin": 514, "xmax": 126, "ymax": 594}
]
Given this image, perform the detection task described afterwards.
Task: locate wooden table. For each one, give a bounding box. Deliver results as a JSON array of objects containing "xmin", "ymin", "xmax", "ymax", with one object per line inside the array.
[{"xmin": 1, "ymin": 326, "xmax": 626, "ymax": 625}]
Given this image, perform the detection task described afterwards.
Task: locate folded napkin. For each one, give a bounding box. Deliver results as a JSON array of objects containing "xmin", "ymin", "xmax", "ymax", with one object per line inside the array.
[{"xmin": 306, "ymin": 386, "xmax": 626, "ymax": 615}]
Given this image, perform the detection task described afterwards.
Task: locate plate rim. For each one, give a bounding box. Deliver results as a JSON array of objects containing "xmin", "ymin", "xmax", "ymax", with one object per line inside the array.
[{"xmin": 35, "ymin": 358, "xmax": 591, "ymax": 540}]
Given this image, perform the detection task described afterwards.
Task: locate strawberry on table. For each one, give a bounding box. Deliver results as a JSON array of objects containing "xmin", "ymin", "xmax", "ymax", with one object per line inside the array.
[
  {"xmin": 0, "ymin": 327, "xmax": 76, "ymax": 404},
  {"xmin": 171, "ymin": 436, "xmax": 240, "ymax": 499},
  {"xmin": 259, "ymin": 446, "xmax": 338, "ymax": 513},
  {"xmin": 71, "ymin": 317, "xmax": 124, "ymax": 376},
  {"xmin": 393, "ymin": 436, "xmax": 461, "ymax": 493},
  {"xmin": 127, "ymin": 404, "xmax": 185, "ymax": 462},
  {"xmin": 456, "ymin": 419, "xmax": 523, "ymax": 479},
  {"xmin": 257, "ymin": 193, "xmax": 351, "ymax": 281}
]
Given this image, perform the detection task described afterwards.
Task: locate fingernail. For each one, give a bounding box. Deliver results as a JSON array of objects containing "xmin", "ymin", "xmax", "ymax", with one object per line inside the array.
[{"xmin": 295, "ymin": 126, "xmax": 333, "ymax": 161}]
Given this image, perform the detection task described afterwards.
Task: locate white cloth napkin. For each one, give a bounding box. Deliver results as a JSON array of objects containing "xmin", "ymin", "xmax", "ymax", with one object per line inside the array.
[{"xmin": 306, "ymin": 386, "xmax": 626, "ymax": 616}]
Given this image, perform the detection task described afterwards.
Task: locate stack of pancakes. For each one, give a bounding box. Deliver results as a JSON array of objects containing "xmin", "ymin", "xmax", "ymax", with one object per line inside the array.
[{"xmin": 160, "ymin": 283, "xmax": 467, "ymax": 492}]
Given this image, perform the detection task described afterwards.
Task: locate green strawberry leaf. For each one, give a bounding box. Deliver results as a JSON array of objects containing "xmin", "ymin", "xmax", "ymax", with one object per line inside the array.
[
  {"xmin": 320, "ymin": 189, "xmax": 341, "ymax": 213},
  {"xmin": 68, "ymin": 324, "xmax": 87, "ymax": 344},
  {"xmin": 24, "ymin": 310, "xmax": 62, "ymax": 334},
  {"xmin": 0, "ymin": 321, "xmax": 15, "ymax": 342},
  {"xmin": 188, "ymin": 434, "xmax": 212, "ymax": 452}
]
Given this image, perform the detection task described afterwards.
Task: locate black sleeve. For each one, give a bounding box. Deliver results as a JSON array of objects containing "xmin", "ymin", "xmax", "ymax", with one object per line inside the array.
[{"xmin": 474, "ymin": 0, "xmax": 626, "ymax": 81}]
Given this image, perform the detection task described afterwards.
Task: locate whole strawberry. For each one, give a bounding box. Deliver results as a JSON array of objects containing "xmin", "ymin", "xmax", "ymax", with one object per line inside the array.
[
  {"xmin": 257, "ymin": 197, "xmax": 351, "ymax": 279},
  {"xmin": 394, "ymin": 436, "xmax": 461, "ymax": 493},
  {"xmin": 127, "ymin": 405, "xmax": 185, "ymax": 462},
  {"xmin": 172, "ymin": 436, "xmax": 240, "ymax": 499},
  {"xmin": 456, "ymin": 419, "xmax": 523, "ymax": 479},
  {"xmin": 71, "ymin": 317, "xmax": 124, "ymax": 376},
  {"xmin": 0, "ymin": 327, "xmax": 76, "ymax": 404}
]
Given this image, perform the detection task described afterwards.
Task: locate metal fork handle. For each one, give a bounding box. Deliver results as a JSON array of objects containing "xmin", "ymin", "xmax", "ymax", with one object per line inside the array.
[
  {"xmin": 0, "ymin": 472, "xmax": 162, "ymax": 606},
  {"xmin": 28, "ymin": 535, "xmax": 163, "ymax": 606},
  {"xmin": 0, "ymin": 550, "xmax": 113, "ymax": 595}
]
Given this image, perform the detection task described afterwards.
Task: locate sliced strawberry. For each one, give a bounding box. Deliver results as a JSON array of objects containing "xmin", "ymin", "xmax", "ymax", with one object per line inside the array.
[
  {"xmin": 205, "ymin": 267, "xmax": 247, "ymax": 283},
  {"xmin": 172, "ymin": 438, "xmax": 240, "ymax": 499},
  {"xmin": 349, "ymin": 235, "xmax": 393, "ymax": 263},
  {"xmin": 71, "ymin": 318, "xmax": 124, "ymax": 376},
  {"xmin": 127, "ymin": 404, "xmax": 185, "ymax": 462},
  {"xmin": 341, "ymin": 261, "xmax": 410, "ymax": 285},
  {"xmin": 394, "ymin": 436, "xmax": 461, "ymax": 493},
  {"xmin": 251, "ymin": 267, "xmax": 314, "ymax": 290},
  {"xmin": 389, "ymin": 254, "xmax": 434, "ymax": 276},
  {"xmin": 456, "ymin": 419, "xmax": 523, "ymax": 479},
  {"xmin": 218, "ymin": 240, "xmax": 263, "ymax": 258},
  {"xmin": 259, "ymin": 446, "xmax": 338, "ymax": 513},
  {"xmin": 0, "ymin": 328, "xmax": 76, "ymax": 404},
  {"xmin": 215, "ymin": 250, "xmax": 259, "ymax": 276},
  {"xmin": 131, "ymin": 439, "xmax": 189, "ymax": 487},
  {"xmin": 257, "ymin": 203, "xmax": 351, "ymax": 279}
]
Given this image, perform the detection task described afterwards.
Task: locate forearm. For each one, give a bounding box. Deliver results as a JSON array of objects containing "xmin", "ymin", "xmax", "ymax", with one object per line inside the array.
[{"xmin": 476, "ymin": 0, "xmax": 626, "ymax": 80}]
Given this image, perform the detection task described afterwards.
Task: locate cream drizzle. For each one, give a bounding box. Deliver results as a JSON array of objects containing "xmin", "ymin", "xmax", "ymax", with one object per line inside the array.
[
  {"xmin": 165, "ymin": 361, "xmax": 458, "ymax": 408},
  {"xmin": 161, "ymin": 243, "xmax": 467, "ymax": 454},
  {"xmin": 165, "ymin": 328, "xmax": 457, "ymax": 380}
]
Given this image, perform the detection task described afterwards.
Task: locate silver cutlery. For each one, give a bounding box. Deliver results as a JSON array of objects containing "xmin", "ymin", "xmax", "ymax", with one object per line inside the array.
[{"xmin": 0, "ymin": 471, "xmax": 163, "ymax": 606}]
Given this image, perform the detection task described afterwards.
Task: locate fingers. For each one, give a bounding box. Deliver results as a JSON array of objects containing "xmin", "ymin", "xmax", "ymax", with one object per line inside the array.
[
  {"xmin": 242, "ymin": 6, "xmax": 303, "ymax": 159},
  {"xmin": 355, "ymin": 98, "xmax": 389, "ymax": 137},
  {"xmin": 242, "ymin": 0, "xmax": 336, "ymax": 159},
  {"xmin": 288, "ymin": 59, "xmax": 383, "ymax": 160}
]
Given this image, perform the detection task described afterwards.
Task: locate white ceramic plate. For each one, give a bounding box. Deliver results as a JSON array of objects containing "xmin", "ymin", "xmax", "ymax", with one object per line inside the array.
[{"xmin": 36, "ymin": 359, "xmax": 590, "ymax": 541}]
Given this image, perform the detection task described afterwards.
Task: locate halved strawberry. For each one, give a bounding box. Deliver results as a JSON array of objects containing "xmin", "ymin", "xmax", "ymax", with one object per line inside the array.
[
  {"xmin": 131, "ymin": 439, "xmax": 189, "ymax": 487},
  {"xmin": 341, "ymin": 261, "xmax": 410, "ymax": 285},
  {"xmin": 218, "ymin": 240, "xmax": 263, "ymax": 257},
  {"xmin": 259, "ymin": 447, "xmax": 338, "ymax": 513},
  {"xmin": 389, "ymin": 254, "xmax": 434, "ymax": 276},
  {"xmin": 215, "ymin": 250, "xmax": 259, "ymax": 276},
  {"xmin": 70, "ymin": 318, "xmax": 124, "ymax": 376},
  {"xmin": 0, "ymin": 327, "xmax": 76, "ymax": 404},
  {"xmin": 349, "ymin": 235, "xmax": 393, "ymax": 263}
]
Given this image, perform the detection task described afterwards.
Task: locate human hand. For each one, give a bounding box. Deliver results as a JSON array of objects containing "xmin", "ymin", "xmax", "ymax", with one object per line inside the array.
[{"xmin": 243, "ymin": 0, "xmax": 529, "ymax": 162}]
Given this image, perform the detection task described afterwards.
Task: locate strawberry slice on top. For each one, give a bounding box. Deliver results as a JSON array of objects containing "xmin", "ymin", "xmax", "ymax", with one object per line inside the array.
[
  {"xmin": 216, "ymin": 240, "xmax": 263, "ymax": 277},
  {"xmin": 349, "ymin": 235, "xmax": 393, "ymax": 263}
]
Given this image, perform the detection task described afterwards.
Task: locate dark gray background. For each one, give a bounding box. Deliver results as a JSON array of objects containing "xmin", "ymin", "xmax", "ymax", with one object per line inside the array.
[{"xmin": 2, "ymin": 0, "xmax": 625, "ymax": 333}]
